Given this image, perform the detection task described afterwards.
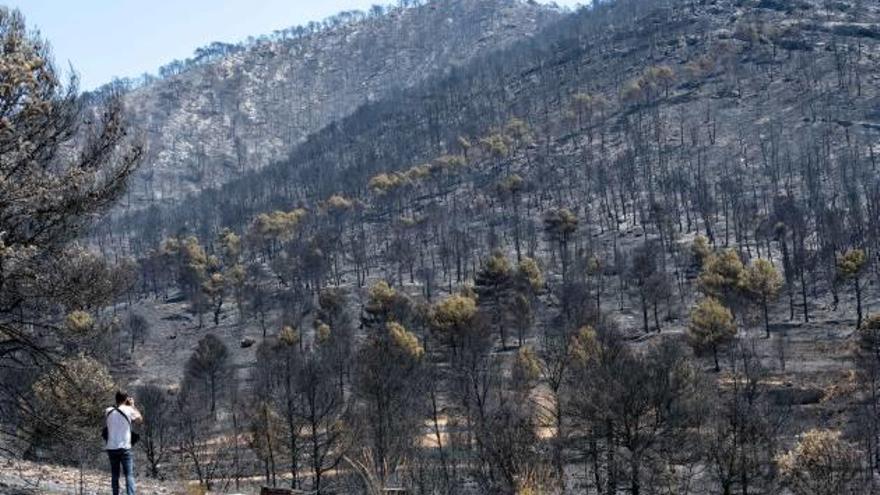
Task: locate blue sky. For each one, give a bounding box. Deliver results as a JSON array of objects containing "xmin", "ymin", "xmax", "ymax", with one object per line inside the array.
[{"xmin": 8, "ymin": 0, "xmax": 584, "ymax": 90}]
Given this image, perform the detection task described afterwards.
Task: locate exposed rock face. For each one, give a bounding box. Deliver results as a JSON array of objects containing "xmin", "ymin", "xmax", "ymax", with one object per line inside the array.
[{"xmin": 118, "ymin": 0, "xmax": 561, "ymax": 207}]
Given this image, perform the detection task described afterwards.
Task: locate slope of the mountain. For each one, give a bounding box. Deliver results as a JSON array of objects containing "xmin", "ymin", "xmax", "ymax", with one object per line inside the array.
[
  {"xmin": 115, "ymin": 0, "xmax": 880, "ymax": 248},
  {"xmin": 83, "ymin": 0, "xmax": 880, "ymax": 492},
  {"xmin": 118, "ymin": 0, "xmax": 561, "ymax": 206}
]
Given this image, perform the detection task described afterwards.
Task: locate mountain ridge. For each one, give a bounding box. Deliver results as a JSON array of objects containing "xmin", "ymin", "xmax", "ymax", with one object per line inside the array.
[{"xmin": 110, "ymin": 0, "xmax": 564, "ymax": 208}]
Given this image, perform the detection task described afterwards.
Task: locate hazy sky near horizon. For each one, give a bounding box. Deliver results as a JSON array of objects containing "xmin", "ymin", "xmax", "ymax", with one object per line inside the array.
[{"xmin": 8, "ymin": 0, "xmax": 584, "ymax": 90}]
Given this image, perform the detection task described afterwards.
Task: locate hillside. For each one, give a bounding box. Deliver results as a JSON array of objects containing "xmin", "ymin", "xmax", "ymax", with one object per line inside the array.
[
  {"xmin": 92, "ymin": 0, "xmax": 880, "ymax": 490},
  {"xmin": 110, "ymin": 0, "xmax": 880, "ymax": 252},
  {"xmin": 6, "ymin": 0, "xmax": 880, "ymax": 494},
  {"xmin": 112, "ymin": 0, "xmax": 561, "ymax": 207}
]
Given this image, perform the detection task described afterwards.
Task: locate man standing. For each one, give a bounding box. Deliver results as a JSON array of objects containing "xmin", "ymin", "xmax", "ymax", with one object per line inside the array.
[{"xmin": 105, "ymin": 391, "xmax": 143, "ymax": 495}]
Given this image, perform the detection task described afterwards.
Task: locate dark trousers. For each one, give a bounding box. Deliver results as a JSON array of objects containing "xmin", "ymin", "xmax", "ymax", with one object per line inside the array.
[{"xmin": 107, "ymin": 448, "xmax": 136, "ymax": 495}]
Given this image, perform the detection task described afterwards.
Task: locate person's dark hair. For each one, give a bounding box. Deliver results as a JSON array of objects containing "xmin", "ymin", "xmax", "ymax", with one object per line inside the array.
[{"xmin": 115, "ymin": 390, "xmax": 129, "ymax": 405}]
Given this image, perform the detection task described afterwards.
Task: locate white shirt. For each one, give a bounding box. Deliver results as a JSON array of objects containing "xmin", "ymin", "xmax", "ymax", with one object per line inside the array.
[{"xmin": 104, "ymin": 405, "xmax": 142, "ymax": 450}]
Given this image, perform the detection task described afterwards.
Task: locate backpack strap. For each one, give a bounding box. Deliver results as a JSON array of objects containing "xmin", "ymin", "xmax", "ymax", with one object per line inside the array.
[{"xmin": 106, "ymin": 406, "xmax": 132, "ymax": 427}]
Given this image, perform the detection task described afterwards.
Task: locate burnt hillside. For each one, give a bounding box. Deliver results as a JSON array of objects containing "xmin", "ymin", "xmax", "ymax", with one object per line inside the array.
[
  {"xmin": 108, "ymin": 0, "xmax": 560, "ymax": 207},
  {"xmin": 6, "ymin": 0, "xmax": 880, "ymax": 493}
]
